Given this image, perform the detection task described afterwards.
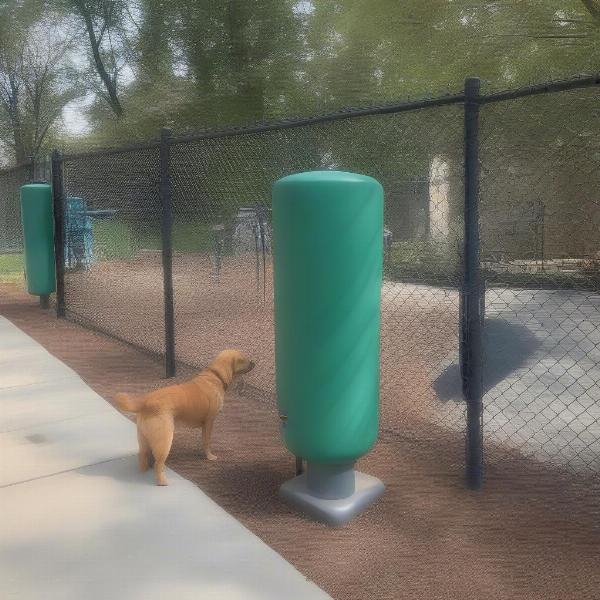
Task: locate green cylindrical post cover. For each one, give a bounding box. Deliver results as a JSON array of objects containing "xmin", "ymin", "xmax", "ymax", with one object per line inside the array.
[
  {"xmin": 20, "ymin": 183, "xmax": 56, "ymax": 296},
  {"xmin": 272, "ymin": 171, "xmax": 383, "ymax": 464}
]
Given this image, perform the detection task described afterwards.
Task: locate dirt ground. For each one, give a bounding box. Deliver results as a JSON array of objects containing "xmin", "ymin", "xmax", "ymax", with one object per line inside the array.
[
  {"xmin": 2, "ymin": 282, "xmax": 600, "ymax": 600},
  {"xmin": 62, "ymin": 251, "xmax": 464, "ymax": 433}
]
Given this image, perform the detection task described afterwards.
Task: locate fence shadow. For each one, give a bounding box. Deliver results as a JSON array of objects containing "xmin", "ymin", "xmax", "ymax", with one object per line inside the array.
[{"xmin": 434, "ymin": 317, "xmax": 541, "ymax": 402}]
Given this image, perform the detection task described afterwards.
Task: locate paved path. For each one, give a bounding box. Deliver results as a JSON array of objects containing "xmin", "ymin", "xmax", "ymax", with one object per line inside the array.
[
  {"xmin": 387, "ymin": 282, "xmax": 600, "ymax": 472},
  {"xmin": 0, "ymin": 316, "xmax": 331, "ymax": 600}
]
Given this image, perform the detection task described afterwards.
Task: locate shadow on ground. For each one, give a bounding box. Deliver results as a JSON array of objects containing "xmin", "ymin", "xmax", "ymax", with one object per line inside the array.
[{"xmin": 434, "ymin": 318, "xmax": 541, "ymax": 402}]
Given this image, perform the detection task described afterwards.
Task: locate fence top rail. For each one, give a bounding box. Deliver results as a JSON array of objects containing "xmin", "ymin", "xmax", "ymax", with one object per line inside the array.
[
  {"xmin": 2, "ymin": 72, "xmax": 598, "ymax": 168},
  {"xmin": 62, "ymin": 140, "xmax": 161, "ymax": 162},
  {"xmin": 480, "ymin": 72, "xmax": 600, "ymax": 104},
  {"xmin": 169, "ymin": 93, "xmax": 466, "ymax": 144}
]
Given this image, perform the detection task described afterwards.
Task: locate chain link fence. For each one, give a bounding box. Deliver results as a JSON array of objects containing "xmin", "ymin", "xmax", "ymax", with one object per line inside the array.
[
  {"xmin": 168, "ymin": 107, "xmax": 465, "ymax": 455},
  {"xmin": 1, "ymin": 74, "xmax": 599, "ymax": 488},
  {"xmin": 0, "ymin": 162, "xmax": 34, "ymax": 285},
  {"xmin": 0, "ymin": 163, "xmax": 32, "ymax": 254},
  {"xmin": 60, "ymin": 146, "xmax": 164, "ymax": 356},
  {"xmin": 479, "ymin": 86, "xmax": 600, "ymax": 476}
]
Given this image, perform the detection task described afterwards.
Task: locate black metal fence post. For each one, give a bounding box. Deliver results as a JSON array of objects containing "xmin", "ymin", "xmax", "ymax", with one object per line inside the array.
[
  {"xmin": 160, "ymin": 128, "xmax": 176, "ymax": 378},
  {"xmin": 463, "ymin": 77, "xmax": 484, "ymax": 489},
  {"xmin": 51, "ymin": 150, "xmax": 66, "ymax": 318}
]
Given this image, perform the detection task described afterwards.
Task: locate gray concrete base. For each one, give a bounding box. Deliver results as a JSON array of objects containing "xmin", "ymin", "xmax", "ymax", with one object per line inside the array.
[{"xmin": 280, "ymin": 467, "xmax": 385, "ymax": 527}]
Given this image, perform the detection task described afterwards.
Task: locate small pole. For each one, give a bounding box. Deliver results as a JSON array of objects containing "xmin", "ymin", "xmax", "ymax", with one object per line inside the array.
[
  {"xmin": 463, "ymin": 77, "xmax": 484, "ymax": 490},
  {"xmin": 40, "ymin": 294, "xmax": 49, "ymax": 309},
  {"xmin": 540, "ymin": 202, "xmax": 545, "ymax": 272},
  {"xmin": 295, "ymin": 456, "xmax": 304, "ymax": 476},
  {"xmin": 51, "ymin": 150, "xmax": 66, "ymax": 318},
  {"xmin": 254, "ymin": 220, "xmax": 261, "ymax": 295},
  {"xmin": 160, "ymin": 128, "xmax": 176, "ymax": 378},
  {"xmin": 257, "ymin": 206, "xmax": 267, "ymax": 303}
]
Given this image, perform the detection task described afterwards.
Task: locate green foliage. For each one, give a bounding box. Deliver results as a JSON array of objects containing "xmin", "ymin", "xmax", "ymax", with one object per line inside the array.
[
  {"xmin": 384, "ymin": 240, "xmax": 600, "ymax": 290},
  {"xmin": 0, "ymin": 1, "xmax": 82, "ymax": 163},
  {"xmin": 482, "ymin": 268, "xmax": 600, "ymax": 290},
  {"xmin": 2, "ymin": 0, "xmax": 600, "ymax": 156},
  {"xmin": 93, "ymin": 220, "xmax": 138, "ymax": 259},
  {"xmin": 384, "ymin": 240, "xmax": 461, "ymax": 285},
  {"xmin": 171, "ymin": 222, "xmax": 213, "ymax": 253}
]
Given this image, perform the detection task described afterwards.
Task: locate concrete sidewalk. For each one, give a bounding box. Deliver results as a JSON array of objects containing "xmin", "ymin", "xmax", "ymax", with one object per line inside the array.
[{"xmin": 0, "ymin": 316, "xmax": 331, "ymax": 600}]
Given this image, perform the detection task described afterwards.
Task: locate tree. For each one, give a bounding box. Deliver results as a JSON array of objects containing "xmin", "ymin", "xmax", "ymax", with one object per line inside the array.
[
  {"xmin": 56, "ymin": 0, "xmax": 600, "ymax": 149},
  {"xmin": 0, "ymin": 5, "xmax": 81, "ymax": 164},
  {"xmin": 171, "ymin": 0, "xmax": 302, "ymax": 126},
  {"xmin": 69, "ymin": 0, "xmax": 129, "ymax": 117},
  {"xmin": 134, "ymin": 0, "xmax": 172, "ymax": 86}
]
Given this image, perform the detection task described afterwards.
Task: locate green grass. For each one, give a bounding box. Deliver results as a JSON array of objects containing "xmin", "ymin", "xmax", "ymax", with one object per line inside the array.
[
  {"xmin": 93, "ymin": 221, "xmax": 140, "ymax": 259},
  {"xmin": 171, "ymin": 222, "xmax": 213, "ymax": 253},
  {"xmin": 0, "ymin": 253, "xmax": 24, "ymax": 283},
  {"xmin": 92, "ymin": 220, "xmax": 213, "ymax": 260}
]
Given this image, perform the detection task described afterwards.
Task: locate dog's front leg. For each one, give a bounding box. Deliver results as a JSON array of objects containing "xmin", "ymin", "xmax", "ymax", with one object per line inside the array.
[{"xmin": 202, "ymin": 419, "xmax": 217, "ymax": 461}]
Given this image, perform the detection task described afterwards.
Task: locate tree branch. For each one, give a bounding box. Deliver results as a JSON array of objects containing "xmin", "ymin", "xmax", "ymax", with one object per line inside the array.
[
  {"xmin": 581, "ymin": 0, "xmax": 600, "ymax": 23},
  {"xmin": 73, "ymin": 0, "xmax": 123, "ymax": 116}
]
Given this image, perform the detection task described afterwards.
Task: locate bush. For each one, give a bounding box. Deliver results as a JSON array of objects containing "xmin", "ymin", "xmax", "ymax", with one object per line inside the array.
[
  {"xmin": 384, "ymin": 239, "xmax": 461, "ymax": 286},
  {"xmin": 384, "ymin": 239, "xmax": 600, "ymax": 291},
  {"xmin": 482, "ymin": 268, "xmax": 600, "ymax": 290}
]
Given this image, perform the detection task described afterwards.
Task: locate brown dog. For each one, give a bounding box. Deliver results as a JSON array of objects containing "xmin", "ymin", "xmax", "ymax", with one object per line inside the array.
[{"xmin": 114, "ymin": 349, "xmax": 254, "ymax": 486}]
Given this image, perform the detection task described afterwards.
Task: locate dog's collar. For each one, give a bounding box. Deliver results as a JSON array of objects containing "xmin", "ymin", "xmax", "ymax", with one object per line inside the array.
[{"xmin": 205, "ymin": 367, "xmax": 229, "ymax": 390}]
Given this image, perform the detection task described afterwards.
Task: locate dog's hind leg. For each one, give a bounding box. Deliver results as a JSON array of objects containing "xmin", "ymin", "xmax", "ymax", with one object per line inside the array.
[
  {"xmin": 202, "ymin": 418, "xmax": 217, "ymax": 461},
  {"xmin": 142, "ymin": 415, "xmax": 174, "ymax": 486},
  {"xmin": 136, "ymin": 424, "xmax": 152, "ymax": 472}
]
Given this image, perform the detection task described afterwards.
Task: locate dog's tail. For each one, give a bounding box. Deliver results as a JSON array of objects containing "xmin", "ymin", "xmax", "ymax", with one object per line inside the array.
[{"xmin": 114, "ymin": 392, "xmax": 145, "ymax": 414}]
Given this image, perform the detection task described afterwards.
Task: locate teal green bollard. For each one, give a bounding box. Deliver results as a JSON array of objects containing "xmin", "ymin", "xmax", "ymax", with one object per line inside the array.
[
  {"xmin": 20, "ymin": 183, "xmax": 56, "ymax": 306},
  {"xmin": 272, "ymin": 170, "xmax": 385, "ymax": 526}
]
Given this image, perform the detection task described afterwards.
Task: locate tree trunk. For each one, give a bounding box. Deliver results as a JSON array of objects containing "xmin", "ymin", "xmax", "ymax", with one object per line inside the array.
[
  {"xmin": 138, "ymin": 0, "xmax": 169, "ymax": 84},
  {"xmin": 13, "ymin": 127, "xmax": 26, "ymax": 164},
  {"xmin": 75, "ymin": 0, "xmax": 124, "ymax": 117},
  {"xmin": 226, "ymin": 1, "xmax": 265, "ymax": 121},
  {"xmin": 7, "ymin": 90, "xmax": 27, "ymax": 164}
]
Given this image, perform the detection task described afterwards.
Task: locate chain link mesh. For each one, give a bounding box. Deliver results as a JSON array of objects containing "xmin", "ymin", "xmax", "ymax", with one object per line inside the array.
[
  {"xmin": 4, "ymin": 79, "xmax": 593, "ymax": 483},
  {"xmin": 0, "ymin": 163, "xmax": 32, "ymax": 254},
  {"xmin": 480, "ymin": 86, "xmax": 600, "ymax": 475},
  {"xmin": 62, "ymin": 147, "xmax": 164, "ymax": 356},
  {"xmin": 0, "ymin": 163, "xmax": 34, "ymax": 285},
  {"xmin": 169, "ymin": 106, "xmax": 466, "ymax": 458}
]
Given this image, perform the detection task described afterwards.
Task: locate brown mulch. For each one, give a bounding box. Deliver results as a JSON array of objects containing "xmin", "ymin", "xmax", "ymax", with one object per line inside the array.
[
  {"xmin": 2, "ymin": 283, "xmax": 600, "ymax": 600},
  {"xmin": 62, "ymin": 254, "xmax": 462, "ymax": 429}
]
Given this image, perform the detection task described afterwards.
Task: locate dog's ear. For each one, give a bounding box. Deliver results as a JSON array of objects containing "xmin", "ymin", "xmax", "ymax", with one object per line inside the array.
[
  {"xmin": 211, "ymin": 351, "xmax": 236, "ymax": 385},
  {"xmin": 213, "ymin": 350, "xmax": 253, "ymax": 381}
]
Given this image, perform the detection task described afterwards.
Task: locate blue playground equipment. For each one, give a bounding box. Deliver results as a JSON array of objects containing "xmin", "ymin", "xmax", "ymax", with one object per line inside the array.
[{"xmin": 64, "ymin": 197, "xmax": 116, "ymax": 270}]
